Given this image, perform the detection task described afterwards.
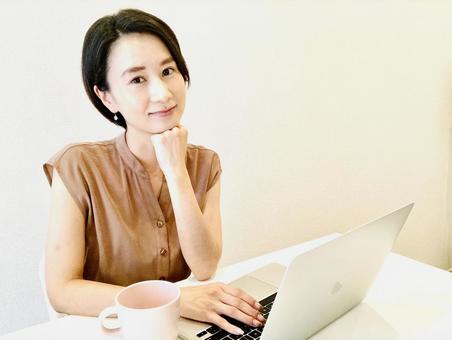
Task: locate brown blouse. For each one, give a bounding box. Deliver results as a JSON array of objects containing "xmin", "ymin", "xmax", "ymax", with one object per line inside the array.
[{"xmin": 43, "ymin": 133, "xmax": 221, "ymax": 287}]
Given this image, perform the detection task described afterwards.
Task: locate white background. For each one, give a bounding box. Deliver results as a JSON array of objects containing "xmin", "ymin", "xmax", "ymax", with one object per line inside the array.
[{"xmin": 1, "ymin": 0, "xmax": 452, "ymax": 335}]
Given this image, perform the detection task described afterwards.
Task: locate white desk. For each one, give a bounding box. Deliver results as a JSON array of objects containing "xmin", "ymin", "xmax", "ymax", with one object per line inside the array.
[{"xmin": 2, "ymin": 234, "xmax": 452, "ymax": 340}]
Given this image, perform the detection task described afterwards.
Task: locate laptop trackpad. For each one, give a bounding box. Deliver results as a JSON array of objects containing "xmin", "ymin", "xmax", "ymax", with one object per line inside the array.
[{"xmin": 228, "ymin": 263, "xmax": 286, "ymax": 301}]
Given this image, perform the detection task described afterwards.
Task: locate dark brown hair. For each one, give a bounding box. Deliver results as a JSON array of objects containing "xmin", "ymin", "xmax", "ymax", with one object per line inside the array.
[{"xmin": 81, "ymin": 8, "xmax": 190, "ymax": 129}]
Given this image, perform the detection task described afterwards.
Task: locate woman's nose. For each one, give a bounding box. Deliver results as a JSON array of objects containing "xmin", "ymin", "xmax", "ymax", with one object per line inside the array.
[{"xmin": 148, "ymin": 78, "xmax": 171, "ymax": 103}]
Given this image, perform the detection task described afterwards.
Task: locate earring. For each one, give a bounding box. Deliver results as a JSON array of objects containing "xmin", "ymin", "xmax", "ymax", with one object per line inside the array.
[{"xmin": 113, "ymin": 113, "xmax": 118, "ymax": 121}]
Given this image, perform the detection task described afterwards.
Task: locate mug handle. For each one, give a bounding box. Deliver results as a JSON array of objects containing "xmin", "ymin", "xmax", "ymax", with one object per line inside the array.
[{"xmin": 99, "ymin": 306, "xmax": 121, "ymax": 331}]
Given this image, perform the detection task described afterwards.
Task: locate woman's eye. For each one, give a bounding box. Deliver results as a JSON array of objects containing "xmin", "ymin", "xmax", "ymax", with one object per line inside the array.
[
  {"xmin": 162, "ymin": 67, "xmax": 175, "ymax": 77},
  {"xmin": 130, "ymin": 76, "xmax": 145, "ymax": 84}
]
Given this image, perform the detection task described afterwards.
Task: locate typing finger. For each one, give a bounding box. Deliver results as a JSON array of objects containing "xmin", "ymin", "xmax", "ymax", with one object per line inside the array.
[
  {"xmin": 207, "ymin": 312, "xmax": 245, "ymax": 336},
  {"xmin": 221, "ymin": 283, "xmax": 263, "ymax": 311},
  {"xmin": 219, "ymin": 291, "xmax": 265, "ymax": 324},
  {"xmin": 215, "ymin": 301, "xmax": 264, "ymax": 328}
]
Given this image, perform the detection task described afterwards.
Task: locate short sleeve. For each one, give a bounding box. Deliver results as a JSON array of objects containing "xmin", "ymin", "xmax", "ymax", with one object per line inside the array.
[
  {"xmin": 207, "ymin": 151, "xmax": 222, "ymax": 191},
  {"xmin": 43, "ymin": 145, "xmax": 90, "ymax": 217}
]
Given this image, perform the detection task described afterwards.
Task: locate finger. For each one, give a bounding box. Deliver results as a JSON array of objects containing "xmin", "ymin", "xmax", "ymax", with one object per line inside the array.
[
  {"xmin": 208, "ymin": 313, "xmax": 244, "ymax": 336},
  {"xmin": 221, "ymin": 284, "xmax": 262, "ymax": 311},
  {"xmin": 219, "ymin": 292, "xmax": 264, "ymax": 322},
  {"xmin": 171, "ymin": 124, "xmax": 186, "ymax": 133},
  {"xmin": 215, "ymin": 302, "xmax": 264, "ymax": 328}
]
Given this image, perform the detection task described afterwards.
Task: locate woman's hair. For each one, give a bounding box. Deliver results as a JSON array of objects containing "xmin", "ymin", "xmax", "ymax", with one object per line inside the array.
[{"xmin": 82, "ymin": 8, "xmax": 190, "ymax": 129}]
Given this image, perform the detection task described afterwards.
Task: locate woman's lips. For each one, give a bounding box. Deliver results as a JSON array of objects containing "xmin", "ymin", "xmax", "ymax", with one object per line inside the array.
[{"xmin": 149, "ymin": 105, "xmax": 176, "ymax": 117}]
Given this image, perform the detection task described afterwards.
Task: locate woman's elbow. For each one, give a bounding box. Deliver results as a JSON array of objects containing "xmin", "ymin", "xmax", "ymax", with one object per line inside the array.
[
  {"xmin": 46, "ymin": 279, "xmax": 73, "ymax": 314},
  {"xmin": 193, "ymin": 257, "xmax": 220, "ymax": 281},
  {"xmin": 47, "ymin": 286, "xmax": 66, "ymax": 314},
  {"xmin": 193, "ymin": 267, "xmax": 216, "ymax": 281}
]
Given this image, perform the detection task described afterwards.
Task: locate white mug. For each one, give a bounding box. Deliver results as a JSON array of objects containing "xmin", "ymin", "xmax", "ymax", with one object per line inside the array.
[{"xmin": 99, "ymin": 280, "xmax": 180, "ymax": 340}]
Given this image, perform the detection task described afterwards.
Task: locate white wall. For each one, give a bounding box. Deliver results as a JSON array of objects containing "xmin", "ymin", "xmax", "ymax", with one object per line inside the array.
[{"xmin": 1, "ymin": 0, "xmax": 452, "ymax": 335}]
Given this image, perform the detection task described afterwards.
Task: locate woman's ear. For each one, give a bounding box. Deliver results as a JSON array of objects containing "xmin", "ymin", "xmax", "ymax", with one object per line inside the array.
[{"xmin": 93, "ymin": 85, "xmax": 119, "ymax": 113}]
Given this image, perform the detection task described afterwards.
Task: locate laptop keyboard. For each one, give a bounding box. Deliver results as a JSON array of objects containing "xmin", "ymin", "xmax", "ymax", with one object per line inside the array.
[{"xmin": 196, "ymin": 292, "xmax": 277, "ymax": 340}]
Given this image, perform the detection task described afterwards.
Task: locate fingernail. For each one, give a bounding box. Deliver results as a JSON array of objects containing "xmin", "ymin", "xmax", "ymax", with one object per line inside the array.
[
  {"xmin": 257, "ymin": 314, "xmax": 266, "ymax": 322},
  {"xmin": 253, "ymin": 319, "xmax": 263, "ymax": 327},
  {"xmin": 255, "ymin": 302, "xmax": 263, "ymax": 310},
  {"xmin": 234, "ymin": 327, "xmax": 244, "ymax": 335}
]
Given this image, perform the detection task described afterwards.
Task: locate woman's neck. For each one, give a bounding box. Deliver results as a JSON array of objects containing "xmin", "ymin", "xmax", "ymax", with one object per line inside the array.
[{"xmin": 125, "ymin": 129, "xmax": 160, "ymax": 175}]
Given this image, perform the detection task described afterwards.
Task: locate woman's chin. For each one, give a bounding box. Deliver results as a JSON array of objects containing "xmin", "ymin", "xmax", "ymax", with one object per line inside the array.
[{"xmin": 150, "ymin": 123, "xmax": 179, "ymax": 134}]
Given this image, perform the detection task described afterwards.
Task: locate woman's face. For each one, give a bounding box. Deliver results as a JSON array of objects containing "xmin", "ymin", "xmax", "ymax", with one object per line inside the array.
[{"xmin": 96, "ymin": 33, "xmax": 187, "ymax": 134}]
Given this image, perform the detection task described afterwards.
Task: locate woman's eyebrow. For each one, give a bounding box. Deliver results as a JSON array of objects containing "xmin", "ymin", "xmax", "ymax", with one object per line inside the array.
[
  {"xmin": 121, "ymin": 66, "xmax": 145, "ymax": 78},
  {"xmin": 160, "ymin": 56, "xmax": 174, "ymax": 66}
]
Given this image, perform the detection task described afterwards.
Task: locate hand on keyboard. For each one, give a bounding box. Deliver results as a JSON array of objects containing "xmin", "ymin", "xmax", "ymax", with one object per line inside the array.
[
  {"xmin": 195, "ymin": 293, "xmax": 276, "ymax": 339},
  {"xmin": 180, "ymin": 283, "xmax": 266, "ymax": 335}
]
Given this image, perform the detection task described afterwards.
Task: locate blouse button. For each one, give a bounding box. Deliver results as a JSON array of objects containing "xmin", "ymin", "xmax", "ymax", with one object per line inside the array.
[
  {"xmin": 156, "ymin": 220, "xmax": 165, "ymax": 228},
  {"xmin": 160, "ymin": 248, "xmax": 168, "ymax": 256}
]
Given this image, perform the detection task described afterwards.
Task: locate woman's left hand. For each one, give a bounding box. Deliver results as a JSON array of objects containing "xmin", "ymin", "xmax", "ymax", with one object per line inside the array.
[
  {"xmin": 150, "ymin": 125, "xmax": 188, "ymax": 176},
  {"xmin": 180, "ymin": 283, "xmax": 265, "ymax": 335}
]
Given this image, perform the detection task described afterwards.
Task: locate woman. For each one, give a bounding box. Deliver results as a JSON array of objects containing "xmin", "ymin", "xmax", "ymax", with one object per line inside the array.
[{"xmin": 43, "ymin": 8, "xmax": 265, "ymax": 336}]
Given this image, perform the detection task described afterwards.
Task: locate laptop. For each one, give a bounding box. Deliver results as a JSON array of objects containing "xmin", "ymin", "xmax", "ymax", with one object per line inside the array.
[{"xmin": 178, "ymin": 203, "xmax": 414, "ymax": 340}]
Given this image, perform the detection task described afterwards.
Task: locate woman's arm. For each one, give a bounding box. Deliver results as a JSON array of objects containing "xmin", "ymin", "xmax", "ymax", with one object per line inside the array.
[
  {"xmin": 165, "ymin": 167, "xmax": 222, "ymax": 280},
  {"xmin": 151, "ymin": 126, "xmax": 222, "ymax": 280},
  {"xmin": 45, "ymin": 169, "xmax": 122, "ymax": 315}
]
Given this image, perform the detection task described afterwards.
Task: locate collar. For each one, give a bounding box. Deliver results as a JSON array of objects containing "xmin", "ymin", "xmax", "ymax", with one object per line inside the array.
[
  {"xmin": 114, "ymin": 131, "xmax": 191, "ymax": 178},
  {"xmin": 114, "ymin": 132, "xmax": 149, "ymax": 179}
]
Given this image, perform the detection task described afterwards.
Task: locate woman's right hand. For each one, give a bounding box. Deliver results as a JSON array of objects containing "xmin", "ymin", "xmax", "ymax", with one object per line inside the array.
[{"xmin": 180, "ymin": 283, "xmax": 266, "ymax": 335}]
